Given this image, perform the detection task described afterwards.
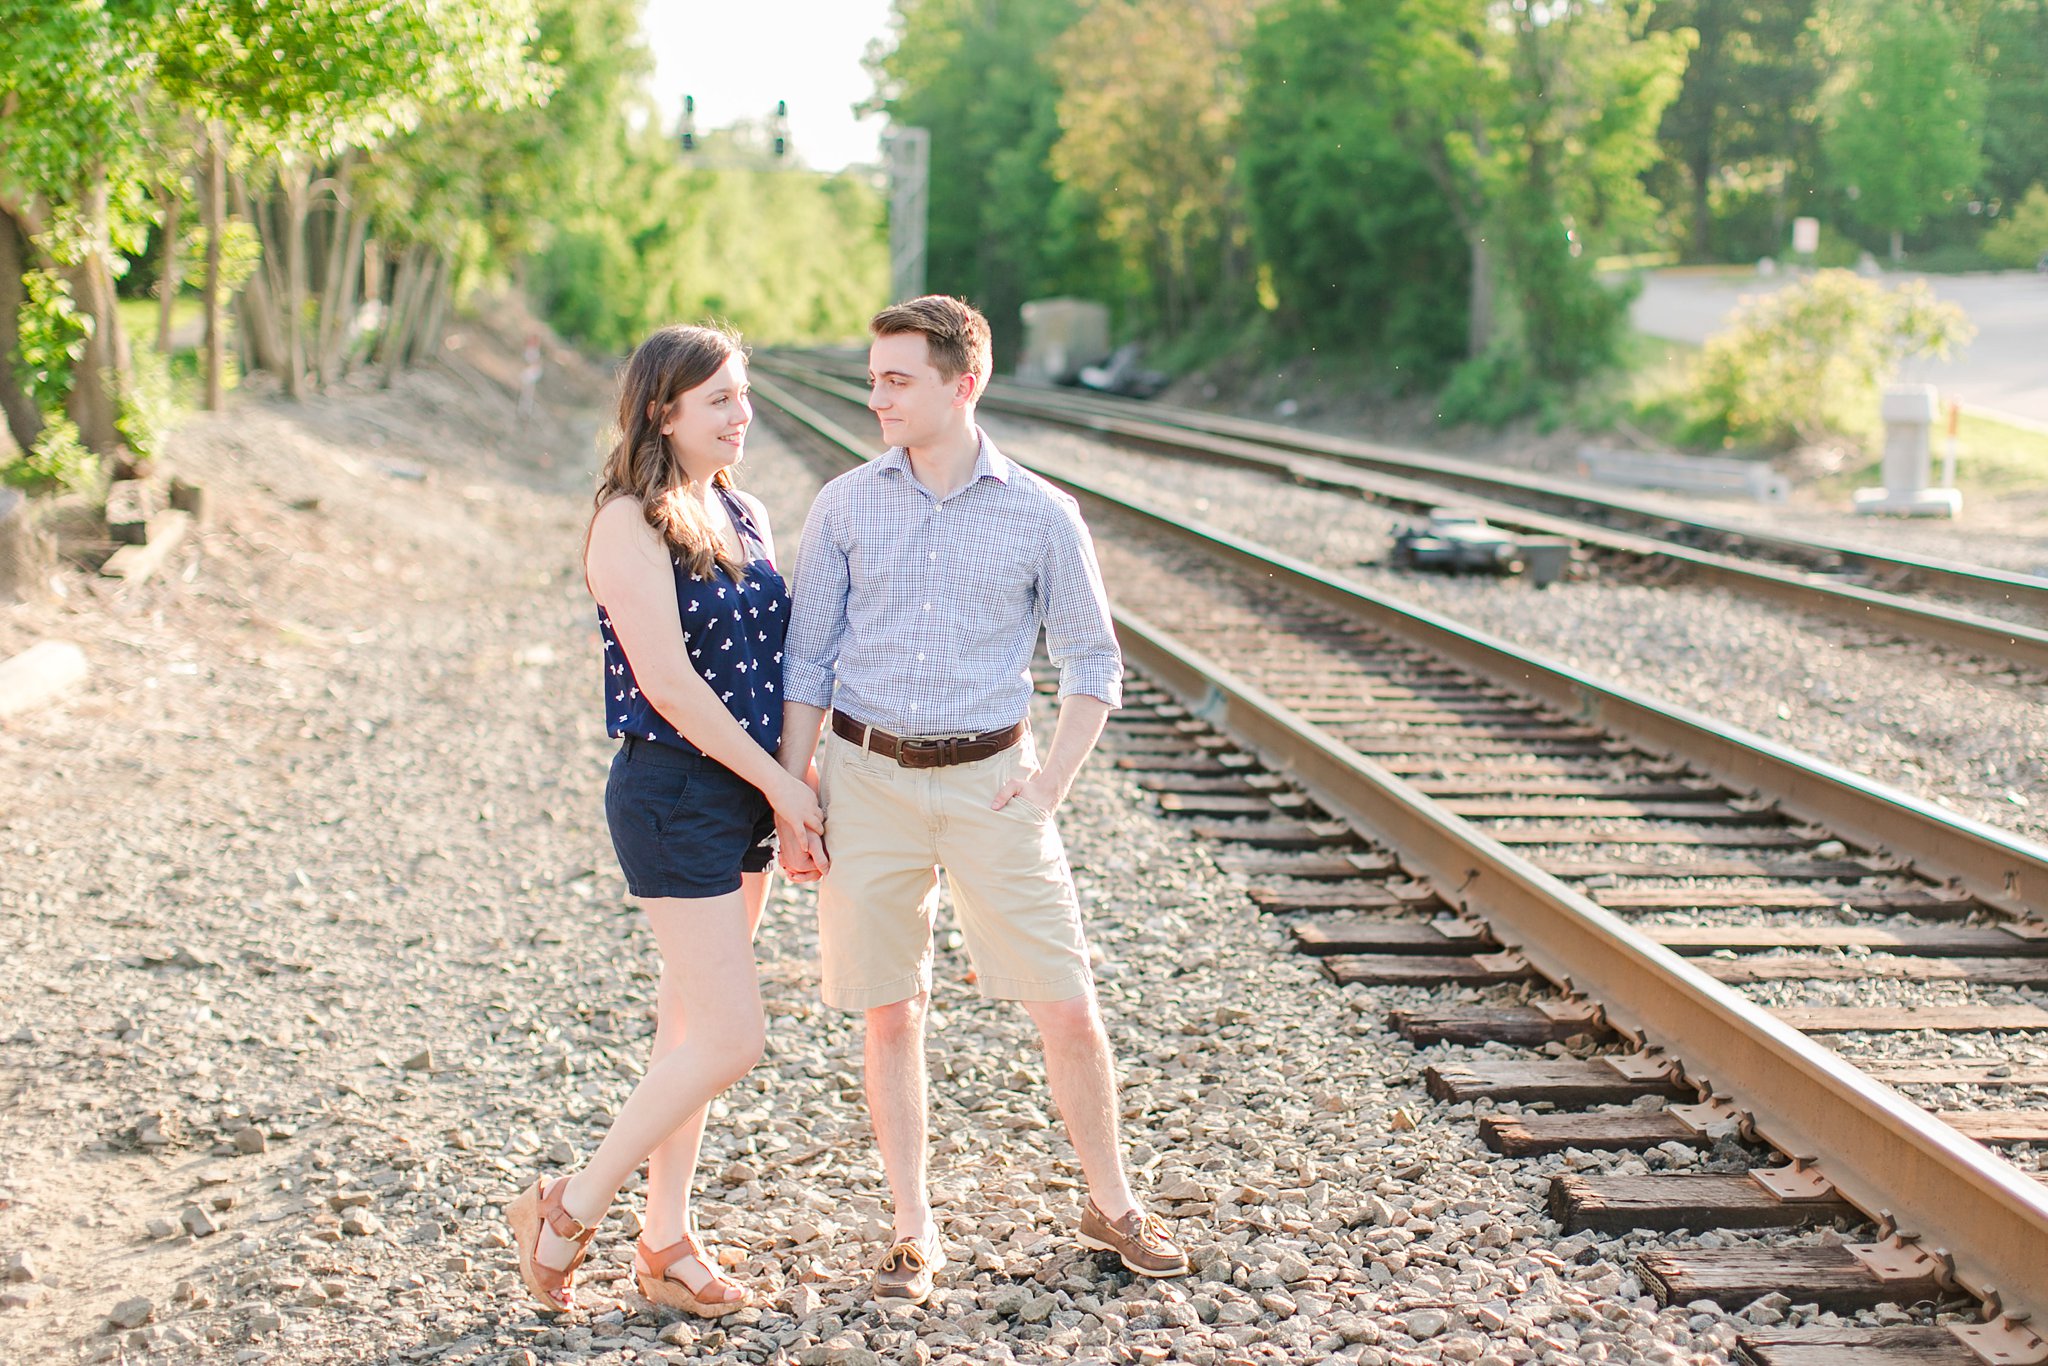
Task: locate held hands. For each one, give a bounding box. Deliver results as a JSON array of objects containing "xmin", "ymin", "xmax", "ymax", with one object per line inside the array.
[
  {"xmin": 991, "ymin": 763, "xmax": 1065, "ymax": 818},
  {"xmin": 773, "ymin": 766, "xmax": 829, "ymax": 882}
]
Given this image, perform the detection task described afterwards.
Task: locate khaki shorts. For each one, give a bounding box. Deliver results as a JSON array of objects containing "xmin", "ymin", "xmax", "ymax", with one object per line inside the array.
[{"xmin": 815, "ymin": 728, "xmax": 1092, "ymax": 1010}]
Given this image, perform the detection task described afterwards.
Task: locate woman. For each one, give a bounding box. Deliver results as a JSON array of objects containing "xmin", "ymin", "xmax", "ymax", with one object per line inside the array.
[{"xmin": 507, "ymin": 324, "xmax": 826, "ymax": 1316}]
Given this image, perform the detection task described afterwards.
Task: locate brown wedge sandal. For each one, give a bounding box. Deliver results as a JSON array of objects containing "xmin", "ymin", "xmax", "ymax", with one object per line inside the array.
[
  {"xmin": 506, "ymin": 1176, "xmax": 601, "ymax": 1313},
  {"xmin": 633, "ymin": 1229, "xmax": 753, "ymax": 1318}
]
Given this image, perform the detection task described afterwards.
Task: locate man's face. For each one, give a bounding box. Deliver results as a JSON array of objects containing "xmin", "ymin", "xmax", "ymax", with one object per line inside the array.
[{"xmin": 867, "ymin": 332, "xmax": 971, "ymax": 449}]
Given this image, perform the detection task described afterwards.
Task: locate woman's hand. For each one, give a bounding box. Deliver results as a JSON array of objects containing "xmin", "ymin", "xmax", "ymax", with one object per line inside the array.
[{"xmin": 771, "ymin": 770, "xmax": 829, "ymax": 879}]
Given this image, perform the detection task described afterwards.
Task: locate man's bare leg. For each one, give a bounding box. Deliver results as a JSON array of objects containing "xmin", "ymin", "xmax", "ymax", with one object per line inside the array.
[
  {"xmin": 865, "ymin": 991, "xmax": 937, "ymax": 1242},
  {"xmin": 1023, "ymin": 990, "xmax": 1137, "ymax": 1219}
]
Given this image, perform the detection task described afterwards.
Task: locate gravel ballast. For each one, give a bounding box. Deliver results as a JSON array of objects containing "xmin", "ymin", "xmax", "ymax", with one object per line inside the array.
[{"xmin": 0, "ymin": 361, "xmax": 1986, "ymax": 1365}]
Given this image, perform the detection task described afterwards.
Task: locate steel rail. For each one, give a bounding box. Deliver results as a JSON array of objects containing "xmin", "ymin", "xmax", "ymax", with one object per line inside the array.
[
  {"xmin": 760, "ymin": 355, "xmax": 2048, "ymax": 675},
  {"xmin": 754, "ymin": 371, "xmax": 2048, "ymax": 1328},
  {"xmin": 768, "ymin": 349, "xmax": 2047, "ymax": 618},
  {"xmin": 755, "ymin": 372, "xmax": 2048, "ymax": 917},
  {"xmin": 770, "ymin": 360, "xmax": 2048, "ymax": 675}
]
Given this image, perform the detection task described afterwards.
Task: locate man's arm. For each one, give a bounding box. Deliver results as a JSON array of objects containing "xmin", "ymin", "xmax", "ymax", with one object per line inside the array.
[
  {"xmin": 992, "ymin": 693, "xmax": 1109, "ymax": 814},
  {"xmin": 776, "ymin": 491, "xmax": 850, "ymax": 879},
  {"xmin": 993, "ymin": 497, "xmax": 1121, "ymax": 814}
]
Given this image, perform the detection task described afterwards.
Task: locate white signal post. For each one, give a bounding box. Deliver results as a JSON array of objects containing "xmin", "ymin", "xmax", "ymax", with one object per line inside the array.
[{"xmin": 884, "ymin": 126, "xmax": 930, "ymax": 303}]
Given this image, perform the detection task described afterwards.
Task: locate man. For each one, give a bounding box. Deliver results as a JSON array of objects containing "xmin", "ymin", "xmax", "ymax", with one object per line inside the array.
[{"xmin": 777, "ymin": 296, "xmax": 1189, "ymax": 1303}]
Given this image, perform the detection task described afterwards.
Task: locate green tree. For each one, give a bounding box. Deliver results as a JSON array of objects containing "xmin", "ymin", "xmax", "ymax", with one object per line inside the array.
[
  {"xmin": 1978, "ymin": 0, "xmax": 2048, "ymax": 210},
  {"xmin": 1236, "ymin": 0, "xmax": 1470, "ymax": 380},
  {"xmin": 1822, "ymin": 0, "xmax": 1986, "ymax": 259},
  {"xmin": 866, "ymin": 0, "xmax": 1125, "ymax": 362},
  {"xmin": 1382, "ymin": 0, "xmax": 1689, "ymax": 396},
  {"xmin": 1982, "ymin": 183, "xmax": 2048, "ymax": 266},
  {"xmin": 1047, "ymin": 0, "xmax": 1265, "ymax": 339},
  {"xmin": 1649, "ymin": 0, "xmax": 1825, "ymax": 261}
]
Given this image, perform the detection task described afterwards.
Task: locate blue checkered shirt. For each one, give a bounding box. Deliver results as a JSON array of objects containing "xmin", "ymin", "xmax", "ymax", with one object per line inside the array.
[{"xmin": 784, "ymin": 429, "xmax": 1122, "ymax": 735}]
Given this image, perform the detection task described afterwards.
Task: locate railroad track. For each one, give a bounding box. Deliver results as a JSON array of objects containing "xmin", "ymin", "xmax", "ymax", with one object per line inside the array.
[
  {"xmin": 761, "ymin": 354, "xmax": 2048, "ymax": 676},
  {"xmin": 753, "ymin": 371, "xmax": 2048, "ymax": 1364}
]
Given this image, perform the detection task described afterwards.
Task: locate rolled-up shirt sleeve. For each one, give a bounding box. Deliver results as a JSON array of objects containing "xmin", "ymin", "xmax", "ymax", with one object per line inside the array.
[
  {"xmin": 783, "ymin": 490, "xmax": 849, "ymax": 709},
  {"xmin": 1038, "ymin": 495, "xmax": 1123, "ymax": 709}
]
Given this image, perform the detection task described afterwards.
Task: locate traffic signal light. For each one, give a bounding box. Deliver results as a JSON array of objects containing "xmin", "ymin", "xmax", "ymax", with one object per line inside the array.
[{"xmin": 680, "ymin": 94, "xmax": 696, "ymax": 152}]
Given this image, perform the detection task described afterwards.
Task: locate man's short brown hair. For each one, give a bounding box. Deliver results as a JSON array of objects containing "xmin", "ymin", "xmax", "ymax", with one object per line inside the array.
[{"xmin": 870, "ymin": 295, "xmax": 993, "ymax": 393}]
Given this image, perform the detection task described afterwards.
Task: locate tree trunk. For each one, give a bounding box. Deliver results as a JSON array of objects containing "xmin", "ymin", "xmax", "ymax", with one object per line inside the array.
[
  {"xmin": 315, "ymin": 155, "xmax": 366, "ymax": 387},
  {"xmin": 411, "ymin": 253, "xmax": 450, "ymax": 367},
  {"xmin": 62, "ymin": 181, "xmax": 131, "ymax": 464},
  {"xmin": 229, "ymin": 171, "xmax": 287, "ymax": 378},
  {"xmin": 156, "ymin": 183, "xmax": 182, "ymax": 355},
  {"xmin": 0, "ymin": 203, "xmax": 44, "ymax": 454},
  {"xmin": 204, "ymin": 129, "xmax": 225, "ymax": 411},
  {"xmin": 281, "ymin": 160, "xmax": 311, "ymax": 399},
  {"xmin": 1889, "ymin": 228, "xmax": 1903, "ymax": 262},
  {"xmin": 379, "ymin": 245, "xmax": 424, "ymax": 386},
  {"xmin": 1467, "ymin": 235, "xmax": 1495, "ymax": 359}
]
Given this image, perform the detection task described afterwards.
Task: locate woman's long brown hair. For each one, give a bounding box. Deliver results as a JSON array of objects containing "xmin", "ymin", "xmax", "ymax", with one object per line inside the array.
[{"xmin": 591, "ymin": 323, "xmax": 749, "ymax": 582}]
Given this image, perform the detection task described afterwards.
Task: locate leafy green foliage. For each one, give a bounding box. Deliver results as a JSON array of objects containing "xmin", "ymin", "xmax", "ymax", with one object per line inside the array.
[
  {"xmin": 1047, "ymin": 0, "xmax": 1262, "ymax": 338},
  {"xmin": 2, "ymin": 416, "xmax": 97, "ymax": 494},
  {"xmin": 12, "ymin": 269, "xmax": 88, "ymax": 404},
  {"xmin": 532, "ymin": 129, "xmax": 888, "ymax": 354},
  {"xmin": 1983, "ymin": 184, "xmax": 2048, "ymax": 267},
  {"xmin": 1683, "ymin": 270, "xmax": 1974, "ymax": 448},
  {"xmin": 1648, "ymin": 0, "xmax": 1825, "ymax": 261},
  {"xmin": 868, "ymin": 0, "xmax": 1128, "ymax": 357},
  {"xmin": 1979, "ymin": 0, "xmax": 2048, "ymax": 208},
  {"xmin": 1822, "ymin": 0, "xmax": 1985, "ymax": 244},
  {"xmin": 1236, "ymin": 0, "xmax": 1470, "ymax": 382}
]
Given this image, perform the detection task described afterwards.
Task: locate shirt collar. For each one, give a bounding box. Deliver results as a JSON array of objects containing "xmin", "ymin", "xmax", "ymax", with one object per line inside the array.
[{"xmin": 878, "ymin": 427, "xmax": 1014, "ymax": 492}]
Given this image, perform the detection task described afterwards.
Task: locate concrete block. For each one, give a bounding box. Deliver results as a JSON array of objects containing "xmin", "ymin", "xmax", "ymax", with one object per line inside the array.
[{"xmin": 0, "ymin": 640, "xmax": 88, "ymax": 718}]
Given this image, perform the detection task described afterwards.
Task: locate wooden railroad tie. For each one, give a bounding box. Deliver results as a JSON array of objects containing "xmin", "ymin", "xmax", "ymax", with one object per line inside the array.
[
  {"xmin": 1548, "ymin": 1171, "xmax": 1856, "ymax": 1234},
  {"xmin": 1637, "ymin": 1245, "xmax": 1957, "ymax": 1314},
  {"xmin": 1216, "ymin": 851, "xmax": 1402, "ymax": 880},
  {"xmin": 1112, "ymin": 753, "xmax": 1254, "ymax": 774},
  {"xmin": 1734, "ymin": 1325, "xmax": 1995, "ymax": 1366},
  {"xmin": 1487, "ymin": 824, "xmax": 1814, "ymax": 846},
  {"xmin": 1248, "ymin": 884, "xmax": 1444, "ymax": 914},
  {"xmin": 1425, "ymin": 1057, "xmax": 1692, "ymax": 1107},
  {"xmin": 1388, "ymin": 1002, "xmax": 1608, "ymax": 1047},
  {"xmin": 1189, "ymin": 819, "xmax": 1359, "ymax": 850}
]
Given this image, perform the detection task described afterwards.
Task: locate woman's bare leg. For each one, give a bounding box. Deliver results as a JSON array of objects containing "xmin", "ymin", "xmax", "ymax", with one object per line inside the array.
[
  {"xmin": 531, "ymin": 884, "xmax": 763, "ymax": 1280},
  {"xmin": 639, "ymin": 871, "xmax": 774, "ymax": 1254}
]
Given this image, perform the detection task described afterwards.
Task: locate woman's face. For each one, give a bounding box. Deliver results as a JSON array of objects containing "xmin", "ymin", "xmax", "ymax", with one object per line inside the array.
[{"xmin": 661, "ymin": 351, "xmax": 750, "ymax": 480}]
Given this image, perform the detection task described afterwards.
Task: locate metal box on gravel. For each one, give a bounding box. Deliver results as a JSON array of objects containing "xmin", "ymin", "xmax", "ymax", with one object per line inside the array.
[{"xmin": 1390, "ymin": 511, "xmax": 1575, "ymax": 587}]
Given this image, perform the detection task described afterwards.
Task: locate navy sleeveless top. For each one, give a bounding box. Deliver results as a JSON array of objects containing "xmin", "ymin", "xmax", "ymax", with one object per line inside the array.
[{"xmin": 598, "ymin": 485, "xmax": 790, "ymax": 756}]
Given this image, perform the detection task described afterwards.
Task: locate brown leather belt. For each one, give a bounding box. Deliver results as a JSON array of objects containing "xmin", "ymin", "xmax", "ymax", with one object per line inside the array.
[{"xmin": 832, "ymin": 710, "xmax": 1025, "ymax": 769}]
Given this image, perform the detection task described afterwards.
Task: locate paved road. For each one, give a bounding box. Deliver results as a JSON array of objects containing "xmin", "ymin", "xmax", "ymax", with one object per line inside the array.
[{"xmin": 1633, "ymin": 269, "xmax": 2048, "ymax": 426}]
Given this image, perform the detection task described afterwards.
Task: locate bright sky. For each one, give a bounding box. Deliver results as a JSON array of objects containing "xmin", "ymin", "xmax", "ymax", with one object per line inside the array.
[{"xmin": 641, "ymin": 1, "xmax": 900, "ymax": 172}]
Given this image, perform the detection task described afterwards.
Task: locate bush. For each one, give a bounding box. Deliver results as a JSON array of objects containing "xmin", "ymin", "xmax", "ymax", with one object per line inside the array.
[
  {"xmin": 117, "ymin": 347, "xmax": 175, "ymax": 473},
  {"xmin": 1984, "ymin": 186, "xmax": 2048, "ymax": 269},
  {"xmin": 1682, "ymin": 270, "xmax": 1973, "ymax": 450},
  {"xmin": 1438, "ymin": 344, "xmax": 1560, "ymax": 429},
  {"xmin": 2, "ymin": 417, "xmax": 100, "ymax": 494}
]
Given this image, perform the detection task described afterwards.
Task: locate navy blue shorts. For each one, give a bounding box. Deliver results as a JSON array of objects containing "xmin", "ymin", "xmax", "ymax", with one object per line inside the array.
[{"xmin": 605, "ymin": 738, "xmax": 777, "ymax": 899}]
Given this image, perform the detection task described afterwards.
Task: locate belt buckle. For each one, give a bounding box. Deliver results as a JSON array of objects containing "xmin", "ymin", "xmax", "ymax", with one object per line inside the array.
[{"xmin": 898, "ymin": 735, "xmax": 939, "ymax": 768}]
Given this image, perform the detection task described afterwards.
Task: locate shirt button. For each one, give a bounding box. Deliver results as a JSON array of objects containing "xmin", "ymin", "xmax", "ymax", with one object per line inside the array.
[
  {"xmin": 923, "ymin": 603, "xmax": 931, "ymax": 611},
  {"xmin": 917, "ymin": 653, "xmax": 925, "ymax": 662}
]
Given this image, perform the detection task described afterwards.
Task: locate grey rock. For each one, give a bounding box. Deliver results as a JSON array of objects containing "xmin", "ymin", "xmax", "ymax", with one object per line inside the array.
[
  {"xmin": 1404, "ymin": 1309, "xmax": 1452, "ymax": 1339},
  {"xmin": 232, "ymin": 1125, "xmax": 268, "ymax": 1155},
  {"xmin": 4, "ymin": 1251, "xmax": 36, "ymax": 1282},
  {"xmin": 107, "ymin": 1295, "xmax": 154, "ymax": 1329},
  {"xmin": 181, "ymin": 1205, "xmax": 221, "ymax": 1237}
]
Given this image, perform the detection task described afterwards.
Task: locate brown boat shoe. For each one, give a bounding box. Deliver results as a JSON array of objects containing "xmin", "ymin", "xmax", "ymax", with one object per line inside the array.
[
  {"xmin": 873, "ymin": 1229, "xmax": 945, "ymax": 1305},
  {"xmin": 1077, "ymin": 1199, "xmax": 1189, "ymax": 1278}
]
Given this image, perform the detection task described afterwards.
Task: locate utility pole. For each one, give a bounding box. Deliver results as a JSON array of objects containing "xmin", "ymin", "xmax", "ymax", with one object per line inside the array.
[{"xmin": 884, "ymin": 127, "xmax": 929, "ymax": 304}]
